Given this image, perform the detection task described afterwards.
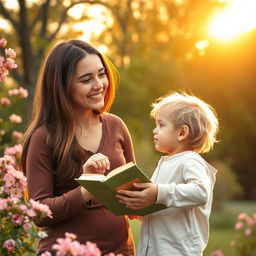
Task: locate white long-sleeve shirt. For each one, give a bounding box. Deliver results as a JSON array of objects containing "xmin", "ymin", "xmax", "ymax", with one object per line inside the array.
[{"xmin": 137, "ymin": 151, "xmax": 217, "ymax": 256}]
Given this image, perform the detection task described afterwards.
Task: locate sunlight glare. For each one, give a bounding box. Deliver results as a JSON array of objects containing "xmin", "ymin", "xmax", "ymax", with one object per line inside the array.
[
  {"xmin": 209, "ymin": 0, "xmax": 256, "ymax": 41},
  {"xmin": 68, "ymin": 5, "xmax": 113, "ymax": 41}
]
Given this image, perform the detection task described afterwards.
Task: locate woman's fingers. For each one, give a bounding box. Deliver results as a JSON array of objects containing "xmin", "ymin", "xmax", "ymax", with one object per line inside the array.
[{"xmin": 83, "ymin": 153, "xmax": 110, "ymax": 174}]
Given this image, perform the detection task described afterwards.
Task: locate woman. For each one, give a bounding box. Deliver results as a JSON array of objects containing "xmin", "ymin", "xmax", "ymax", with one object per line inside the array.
[{"xmin": 20, "ymin": 40, "xmax": 135, "ymax": 255}]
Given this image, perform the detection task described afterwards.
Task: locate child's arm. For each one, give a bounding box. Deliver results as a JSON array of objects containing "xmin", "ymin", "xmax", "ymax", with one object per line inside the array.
[
  {"xmin": 156, "ymin": 160, "xmax": 214, "ymax": 208},
  {"xmin": 117, "ymin": 159, "xmax": 215, "ymax": 209},
  {"xmin": 116, "ymin": 183, "xmax": 158, "ymax": 209}
]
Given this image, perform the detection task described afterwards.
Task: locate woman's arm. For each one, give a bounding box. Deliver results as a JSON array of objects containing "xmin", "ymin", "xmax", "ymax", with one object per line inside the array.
[{"xmin": 26, "ymin": 128, "xmax": 91, "ymax": 227}]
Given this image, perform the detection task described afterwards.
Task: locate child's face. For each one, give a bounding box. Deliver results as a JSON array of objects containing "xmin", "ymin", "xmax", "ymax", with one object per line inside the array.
[{"xmin": 153, "ymin": 107, "xmax": 182, "ymax": 155}]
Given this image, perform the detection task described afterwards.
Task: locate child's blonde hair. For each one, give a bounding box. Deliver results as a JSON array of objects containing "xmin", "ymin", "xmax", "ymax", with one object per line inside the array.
[{"xmin": 150, "ymin": 92, "xmax": 219, "ymax": 153}]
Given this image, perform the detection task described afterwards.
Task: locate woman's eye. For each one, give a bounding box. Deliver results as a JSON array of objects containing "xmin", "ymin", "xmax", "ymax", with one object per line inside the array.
[
  {"xmin": 99, "ymin": 72, "xmax": 106, "ymax": 77},
  {"xmin": 81, "ymin": 79, "xmax": 91, "ymax": 83}
]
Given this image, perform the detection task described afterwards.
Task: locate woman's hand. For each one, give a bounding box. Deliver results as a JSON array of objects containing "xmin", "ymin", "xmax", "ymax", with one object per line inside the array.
[
  {"xmin": 82, "ymin": 153, "xmax": 110, "ymax": 175},
  {"xmin": 116, "ymin": 183, "xmax": 158, "ymax": 209}
]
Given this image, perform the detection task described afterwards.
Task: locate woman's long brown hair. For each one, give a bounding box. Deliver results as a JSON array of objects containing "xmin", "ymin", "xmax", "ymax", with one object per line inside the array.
[{"xmin": 20, "ymin": 40, "xmax": 118, "ymax": 178}]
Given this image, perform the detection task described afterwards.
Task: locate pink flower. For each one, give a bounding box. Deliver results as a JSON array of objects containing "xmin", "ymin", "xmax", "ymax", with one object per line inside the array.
[
  {"xmin": 30, "ymin": 199, "xmax": 53, "ymax": 218},
  {"xmin": 23, "ymin": 222, "xmax": 32, "ymax": 231},
  {"xmin": 9, "ymin": 114, "xmax": 22, "ymax": 123},
  {"xmin": 3, "ymin": 239, "xmax": 16, "ymax": 251},
  {"xmin": 0, "ymin": 97, "xmax": 11, "ymax": 105},
  {"xmin": 19, "ymin": 87, "xmax": 29, "ymax": 98},
  {"xmin": 9, "ymin": 187, "xmax": 23, "ymax": 198},
  {"xmin": 26, "ymin": 208, "xmax": 36, "ymax": 217},
  {"xmin": 8, "ymin": 88, "xmax": 19, "ymax": 95},
  {"xmin": 210, "ymin": 249, "xmax": 224, "ymax": 256},
  {"xmin": 245, "ymin": 228, "xmax": 252, "ymax": 236},
  {"xmin": 238, "ymin": 213, "xmax": 248, "ymax": 220},
  {"xmin": 8, "ymin": 87, "xmax": 28, "ymax": 98},
  {"xmin": 12, "ymin": 130, "xmax": 24, "ymax": 140},
  {"xmin": 11, "ymin": 213, "xmax": 23, "ymax": 226},
  {"xmin": 84, "ymin": 241, "xmax": 101, "ymax": 256},
  {"xmin": 4, "ymin": 57, "xmax": 17, "ymax": 69},
  {"xmin": 65, "ymin": 232, "xmax": 77, "ymax": 240},
  {"xmin": 0, "ymin": 198, "xmax": 8, "ymax": 210},
  {"xmin": 52, "ymin": 237, "xmax": 73, "ymax": 255},
  {"xmin": 235, "ymin": 221, "xmax": 243, "ymax": 230},
  {"xmin": 0, "ymin": 38, "xmax": 7, "ymax": 47},
  {"xmin": 246, "ymin": 217, "xmax": 255, "ymax": 227},
  {"xmin": 3, "ymin": 172, "xmax": 16, "ymax": 187},
  {"xmin": 5, "ymin": 48, "xmax": 16, "ymax": 58},
  {"xmin": 0, "ymin": 155, "xmax": 16, "ymax": 165},
  {"xmin": 41, "ymin": 252, "xmax": 52, "ymax": 256},
  {"xmin": 4, "ymin": 144, "xmax": 23, "ymax": 156}
]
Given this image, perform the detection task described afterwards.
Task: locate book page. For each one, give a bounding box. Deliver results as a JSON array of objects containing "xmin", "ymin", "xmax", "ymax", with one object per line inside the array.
[
  {"xmin": 79, "ymin": 174, "xmax": 106, "ymax": 181},
  {"xmin": 115, "ymin": 178, "xmax": 142, "ymax": 191},
  {"xmin": 106, "ymin": 162, "xmax": 135, "ymax": 179}
]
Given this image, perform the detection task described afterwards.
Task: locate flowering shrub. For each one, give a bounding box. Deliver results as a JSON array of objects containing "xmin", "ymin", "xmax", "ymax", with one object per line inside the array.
[
  {"xmin": 0, "ymin": 155, "xmax": 53, "ymax": 255},
  {"xmin": 231, "ymin": 212, "xmax": 256, "ymax": 256},
  {"xmin": 0, "ymin": 38, "xmax": 17, "ymax": 82},
  {"xmin": 0, "ymin": 38, "xmax": 53, "ymax": 255},
  {"xmin": 41, "ymin": 232, "xmax": 123, "ymax": 256},
  {"xmin": 0, "ymin": 38, "xmax": 28, "ymax": 154}
]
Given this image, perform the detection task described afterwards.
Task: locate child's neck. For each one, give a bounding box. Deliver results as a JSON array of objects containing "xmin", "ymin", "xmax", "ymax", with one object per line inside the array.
[{"xmin": 167, "ymin": 146, "xmax": 194, "ymax": 156}]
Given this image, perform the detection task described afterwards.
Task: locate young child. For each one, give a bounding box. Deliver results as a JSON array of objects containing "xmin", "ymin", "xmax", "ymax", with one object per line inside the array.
[{"xmin": 117, "ymin": 91, "xmax": 219, "ymax": 256}]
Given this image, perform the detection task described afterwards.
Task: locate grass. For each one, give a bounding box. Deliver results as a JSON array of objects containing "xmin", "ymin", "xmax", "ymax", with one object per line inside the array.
[{"xmin": 129, "ymin": 200, "xmax": 256, "ymax": 255}]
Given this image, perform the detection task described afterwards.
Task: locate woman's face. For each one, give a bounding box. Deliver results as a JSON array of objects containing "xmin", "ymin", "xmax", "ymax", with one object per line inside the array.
[{"xmin": 70, "ymin": 54, "xmax": 109, "ymax": 112}]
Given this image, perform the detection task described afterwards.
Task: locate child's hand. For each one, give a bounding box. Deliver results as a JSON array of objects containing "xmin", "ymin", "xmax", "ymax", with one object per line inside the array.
[
  {"xmin": 82, "ymin": 153, "xmax": 110, "ymax": 175},
  {"xmin": 116, "ymin": 183, "xmax": 158, "ymax": 209}
]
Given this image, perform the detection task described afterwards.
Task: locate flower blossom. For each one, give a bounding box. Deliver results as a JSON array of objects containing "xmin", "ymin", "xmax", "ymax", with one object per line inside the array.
[
  {"xmin": 9, "ymin": 114, "xmax": 22, "ymax": 123},
  {"xmin": 5, "ymin": 48, "xmax": 16, "ymax": 58},
  {"xmin": 11, "ymin": 213, "xmax": 23, "ymax": 226},
  {"xmin": 0, "ymin": 198, "xmax": 8, "ymax": 210},
  {"xmin": 4, "ymin": 57, "xmax": 17, "ymax": 69},
  {"xmin": 8, "ymin": 87, "xmax": 29, "ymax": 98},
  {"xmin": 235, "ymin": 221, "xmax": 243, "ymax": 230},
  {"xmin": 22, "ymin": 222, "xmax": 32, "ymax": 231},
  {"xmin": 0, "ymin": 97, "xmax": 11, "ymax": 105},
  {"xmin": 30, "ymin": 199, "xmax": 53, "ymax": 219},
  {"xmin": 245, "ymin": 228, "xmax": 252, "ymax": 236},
  {"xmin": 4, "ymin": 144, "xmax": 23, "ymax": 157},
  {"xmin": 38, "ymin": 230, "xmax": 48, "ymax": 239},
  {"xmin": 210, "ymin": 249, "xmax": 224, "ymax": 256},
  {"xmin": 12, "ymin": 130, "xmax": 24, "ymax": 140},
  {"xmin": 238, "ymin": 213, "xmax": 248, "ymax": 220},
  {"xmin": 3, "ymin": 172, "xmax": 16, "ymax": 187},
  {"xmin": 3, "ymin": 239, "xmax": 16, "ymax": 251},
  {"xmin": 41, "ymin": 252, "xmax": 52, "ymax": 256}
]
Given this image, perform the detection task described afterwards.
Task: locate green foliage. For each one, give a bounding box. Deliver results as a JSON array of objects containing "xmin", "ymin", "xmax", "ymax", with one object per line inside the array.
[
  {"xmin": 1, "ymin": 0, "xmax": 256, "ymax": 199},
  {"xmin": 211, "ymin": 161, "xmax": 243, "ymax": 211}
]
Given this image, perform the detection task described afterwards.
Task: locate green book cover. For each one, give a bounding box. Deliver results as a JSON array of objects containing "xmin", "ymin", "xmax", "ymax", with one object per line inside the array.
[{"xmin": 75, "ymin": 162, "xmax": 166, "ymax": 216}]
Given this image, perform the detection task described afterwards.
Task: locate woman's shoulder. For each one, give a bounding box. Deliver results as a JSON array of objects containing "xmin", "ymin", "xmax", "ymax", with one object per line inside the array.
[
  {"xmin": 101, "ymin": 112, "xmax": 126, "ymax": 126},
  {"xmin": 30, "ymin": 125, "xmax": 49, "ymax": 141}
]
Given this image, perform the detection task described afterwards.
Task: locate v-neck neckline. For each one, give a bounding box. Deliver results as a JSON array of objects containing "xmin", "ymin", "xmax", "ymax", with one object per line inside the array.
[{"xmin": 83, "ymin": 114, "xmax": 106, "ymax": 155}]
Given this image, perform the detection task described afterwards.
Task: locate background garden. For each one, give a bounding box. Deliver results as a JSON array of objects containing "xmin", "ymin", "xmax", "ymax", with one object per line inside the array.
[{"xmin": 1, "ymin": 0, "xmax": 256, "ymax": 255}]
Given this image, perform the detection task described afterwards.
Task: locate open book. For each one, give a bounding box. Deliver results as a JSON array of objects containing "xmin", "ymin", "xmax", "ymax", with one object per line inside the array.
[{"xmin": 75, "ymin": 162, "xmax": 166, "ymax": 216}]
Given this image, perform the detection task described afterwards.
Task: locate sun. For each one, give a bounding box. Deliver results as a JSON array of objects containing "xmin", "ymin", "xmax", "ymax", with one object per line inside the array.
[{"xmin": 209, "ymin": 0, "xmax": 256, "ymax": 41}]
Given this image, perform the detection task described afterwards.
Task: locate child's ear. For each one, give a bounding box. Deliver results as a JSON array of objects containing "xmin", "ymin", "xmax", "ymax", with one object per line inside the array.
[{"xmin": 177, "ymin": 125, "xmax": 189, "ymax": 141}]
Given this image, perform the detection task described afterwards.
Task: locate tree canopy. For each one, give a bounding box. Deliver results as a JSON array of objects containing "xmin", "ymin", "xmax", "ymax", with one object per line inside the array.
[{"xmin": 1, "ymin": 0, "xmax": 256, "ymax": 199}]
